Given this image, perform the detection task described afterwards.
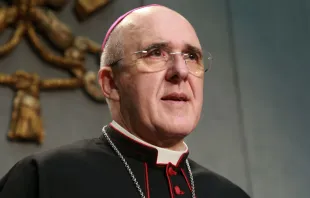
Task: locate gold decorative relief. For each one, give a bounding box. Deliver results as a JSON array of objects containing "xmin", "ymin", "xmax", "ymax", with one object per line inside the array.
[{"xmin": 0, "ymin": 0, "xmax": 109, "ymax": 144}]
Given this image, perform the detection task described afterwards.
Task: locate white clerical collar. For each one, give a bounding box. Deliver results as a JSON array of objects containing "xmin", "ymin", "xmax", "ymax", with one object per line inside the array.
[{"xmin": 110, "ymin": 120, "xmax": 188, "ymax": 166}]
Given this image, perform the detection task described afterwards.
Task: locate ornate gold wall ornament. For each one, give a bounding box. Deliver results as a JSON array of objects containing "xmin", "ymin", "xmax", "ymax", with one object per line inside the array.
[
  {"xmin": 75, "ymin": 0, "xmax": 110, "ymax": 20},
  {"xmin": 0, "ymin": 0, "xmax": 109, "ymax": 144}
]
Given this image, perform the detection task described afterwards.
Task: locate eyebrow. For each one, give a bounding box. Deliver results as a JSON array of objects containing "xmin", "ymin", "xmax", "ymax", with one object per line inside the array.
[
  {"xmin": 142, "ymin": 42, "xmax": 170, "ymax": 51},
  {"xmin": 184, "ymin": 44, "xmax": 203, "ymax": 58},
  {"xmin": 141, "ymin": 42, "xmax": 203, "ymax": 57}
]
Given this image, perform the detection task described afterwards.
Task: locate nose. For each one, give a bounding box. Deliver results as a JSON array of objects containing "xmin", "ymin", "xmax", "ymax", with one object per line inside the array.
[{"xmin": 165, "ymin": 53, "xmax": 189, "ymax": 83}]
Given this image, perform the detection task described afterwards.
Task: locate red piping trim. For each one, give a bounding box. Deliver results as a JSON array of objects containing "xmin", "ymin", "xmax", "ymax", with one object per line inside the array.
[
  {"xmin": 166, "ymin": 164, "xmax": 175, "ymax": 198},
  {"xmin": 109, "ymin": 124, "xmax": 158, "ymax": 150},
  {"xmin": 109, "ymin": 124, "xmax": 161, "ymax": 163},
  {"xmin": 181, "ymin": 168, "xmax": 192, "ymax": 191},
  {"xmin": 109, "ymin": 123, "xmax": 189, "ymax": 167},
  {"xmin": 144, "ymin": 163, "xmax": 150, "ymax": 198},
  {"xmin": 175, "ymin": 152, "xmax": 188, "ymax": 167}
]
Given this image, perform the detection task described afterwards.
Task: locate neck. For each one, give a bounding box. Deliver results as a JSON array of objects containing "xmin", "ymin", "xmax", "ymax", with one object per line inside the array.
[
  {"xmin": 147, "ymin": 135, "xmax": 186, "ymax": 151},
  {"xmin": 113, "ymin": 118, "xmax": 186, "ymax": 152}
]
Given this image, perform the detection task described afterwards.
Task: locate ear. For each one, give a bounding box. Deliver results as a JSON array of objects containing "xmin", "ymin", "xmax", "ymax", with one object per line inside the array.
[{"xmin": 98, "ymin": 67, "xmax": 120, "ymax": 101}]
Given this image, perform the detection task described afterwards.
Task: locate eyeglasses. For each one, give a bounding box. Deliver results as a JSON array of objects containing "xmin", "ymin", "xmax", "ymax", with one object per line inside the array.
[{"xmin": 111, "ymin": 45, "xmax": 213, "ymax": 78}]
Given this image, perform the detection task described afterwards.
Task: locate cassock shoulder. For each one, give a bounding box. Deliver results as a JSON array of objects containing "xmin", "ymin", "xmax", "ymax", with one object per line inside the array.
[
  {"xmin": 0, "ymin": 155, "xmax": 39, "ymax": 198},
  {"xmin": 33, "ymin": 137, "xmax": 111, "ymax": 164},
  {"xmin": 0, "ymin": 137, "xmax": 112, "ymax": 198},
  {"xmin": 188, "ymin": 159, "xmax": 251, "ymax": 198},
  {"xmin": 25, "ymin": 137, "xmax": 116, "ymax": 177}
]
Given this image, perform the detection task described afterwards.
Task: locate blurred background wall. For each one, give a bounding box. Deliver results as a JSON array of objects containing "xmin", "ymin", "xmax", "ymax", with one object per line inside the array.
[{"xmin": 0, "ymin": 0, "xmax": 309, "ymax": 197}]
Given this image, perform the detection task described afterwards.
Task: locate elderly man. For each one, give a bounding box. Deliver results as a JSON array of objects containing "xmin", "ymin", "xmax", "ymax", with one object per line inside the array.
[{"xmin": 0, "ymin": 4, "xmax": 250, "ymax": 198}]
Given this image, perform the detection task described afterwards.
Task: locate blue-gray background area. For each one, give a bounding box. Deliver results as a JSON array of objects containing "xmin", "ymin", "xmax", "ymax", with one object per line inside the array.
[{"xmin": 0, "ymin": 1, "xmax": 309, "ymax": 198}]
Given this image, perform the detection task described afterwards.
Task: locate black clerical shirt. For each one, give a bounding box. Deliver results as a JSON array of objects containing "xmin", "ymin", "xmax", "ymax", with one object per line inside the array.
[{"xmin": 0, "ymin": 121, "xmax": 250, "ymax": 198}]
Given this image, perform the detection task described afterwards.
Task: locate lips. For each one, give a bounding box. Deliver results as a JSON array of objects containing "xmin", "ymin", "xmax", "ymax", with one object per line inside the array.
[{"xmin": 161, "ymin": 93, "xmax": 189, "ymax": 102}]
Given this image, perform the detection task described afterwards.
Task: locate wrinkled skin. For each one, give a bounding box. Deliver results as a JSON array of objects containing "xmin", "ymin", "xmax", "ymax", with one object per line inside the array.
[{"xmin": 99, "ymin": 6, "xmax": 204, "ymax": 150}]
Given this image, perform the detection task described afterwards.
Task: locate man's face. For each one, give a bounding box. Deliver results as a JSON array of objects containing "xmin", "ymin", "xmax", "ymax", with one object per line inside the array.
[{"xmin": 115, "ymin": 8, "xmax": 204, "ymax": 144}]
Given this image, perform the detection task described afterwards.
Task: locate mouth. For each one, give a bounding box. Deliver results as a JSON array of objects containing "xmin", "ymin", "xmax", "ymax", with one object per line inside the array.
[{"xmin": 161, "ymin": 93, "xmax": 189, "ymax": 102}]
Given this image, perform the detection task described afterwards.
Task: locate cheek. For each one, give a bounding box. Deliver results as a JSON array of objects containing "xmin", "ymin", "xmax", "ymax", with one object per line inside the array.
[
  {"xmin": 137, "ymin": 75, "xmax": 161, "ymax": 104},
  {"xmin": 124, "ymin": 74, "xmax": 162, "ymax": 112},
  {"xmin": 118, "ymin": 74, "xmax": 140, "ymax": 110},
  {"xmin": 191, "ymin": 78, "xmax": 204, "ymax": 106}
]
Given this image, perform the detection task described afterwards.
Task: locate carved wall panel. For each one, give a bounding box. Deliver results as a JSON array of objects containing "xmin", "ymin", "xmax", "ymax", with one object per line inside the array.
[{"xmin": 0, "ymin": 0, "xmax": 110, "ymax": 144}]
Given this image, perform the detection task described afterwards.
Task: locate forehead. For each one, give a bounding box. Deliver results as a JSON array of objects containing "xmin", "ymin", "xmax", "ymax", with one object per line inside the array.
[{"xmin": 122, "ymin": 7, "xmax": 201, "ymax": 51}]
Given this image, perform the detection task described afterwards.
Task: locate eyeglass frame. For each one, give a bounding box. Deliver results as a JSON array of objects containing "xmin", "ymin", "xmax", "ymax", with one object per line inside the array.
[{"xmin": 109, "ymin": 43, "xmax": 213, "ymax": 76}]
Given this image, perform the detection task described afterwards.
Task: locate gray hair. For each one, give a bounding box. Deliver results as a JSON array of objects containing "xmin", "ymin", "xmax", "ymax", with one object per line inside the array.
[
  {"xmin": 99, "ymin": 25, "xmax": 125, "ymax": 106},
  {"xmin": 100, "ymin": 20, "xmax": 142, "ymax": 69},
  {"xmin": 100, "ymin": 25, "xmax": 125, "ymax": 68},
  {"xmin": 99, "ymin": 20, "xmax": 140, "ymax": 105}
]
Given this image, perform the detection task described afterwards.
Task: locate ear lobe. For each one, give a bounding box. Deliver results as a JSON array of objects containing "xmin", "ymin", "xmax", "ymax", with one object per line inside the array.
[{"xmin": 98, "ymin": 67, "xmax": 120, "ymax": 101}]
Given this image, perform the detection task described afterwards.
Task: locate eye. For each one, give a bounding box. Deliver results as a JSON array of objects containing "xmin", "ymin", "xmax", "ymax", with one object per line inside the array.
[
  {"xmin": 150, "ymin": 49, "xmax": 162, "ymax": 56},
  {"xmin": 148, "ymin": 48, "xmax": 168, "ymax": 58},
  {"xmin": 188, "ymin": 53, "xmax": 199, "ymax": 61}
]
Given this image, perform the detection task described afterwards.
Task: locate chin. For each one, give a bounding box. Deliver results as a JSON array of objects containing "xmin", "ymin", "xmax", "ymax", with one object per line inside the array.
[{"xmin": 156, "ymin": 117, "xmax": 196, "ymax": 137}]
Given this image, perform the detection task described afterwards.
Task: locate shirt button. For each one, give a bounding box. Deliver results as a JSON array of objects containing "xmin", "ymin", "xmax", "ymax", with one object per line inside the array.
[
  {"xmin": 174, "ymin": 186, "xmax": 185, "ymax": 195},
  {"xmin": 168, "ymin": 167, "xmax": 177, "ymax": 176}
]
